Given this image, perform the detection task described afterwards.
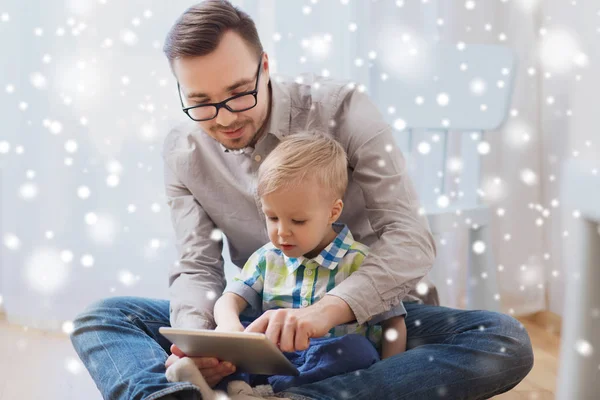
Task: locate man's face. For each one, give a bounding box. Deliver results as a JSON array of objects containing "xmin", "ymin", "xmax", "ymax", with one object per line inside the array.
[{"xmin": 173, "ymin": 31, "xmax": 270, "ymax": 150}]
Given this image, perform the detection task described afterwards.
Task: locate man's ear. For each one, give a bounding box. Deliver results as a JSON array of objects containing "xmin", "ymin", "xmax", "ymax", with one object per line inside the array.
[
  {"xmin": 329, "ymin": 199, "xmax": 344, "ymax": 223},
  {"xmin": 262, "ymin": 52, "xmax": 270, "ymax": 85}
]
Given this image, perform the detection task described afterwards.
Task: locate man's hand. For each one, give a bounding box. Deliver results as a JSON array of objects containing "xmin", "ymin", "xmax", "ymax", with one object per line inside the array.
[
  {"xmin": 245, "ymin": 295, "xmax": 355, "ymax": 352},
  {"xmin": 165, "ymin": 344, "xmax": 236, "ymax": 388}
]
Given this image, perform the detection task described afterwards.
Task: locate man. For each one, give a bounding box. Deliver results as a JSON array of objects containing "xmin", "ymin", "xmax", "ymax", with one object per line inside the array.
[{"xmin": 71, "ymin": 1, "xmax": 534, "ymax": 399}]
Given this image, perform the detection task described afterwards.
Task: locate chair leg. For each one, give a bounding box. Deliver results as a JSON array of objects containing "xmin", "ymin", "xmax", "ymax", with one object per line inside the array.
[
  {"xmin": 466, "ymin": 224, "xmax": 501, "ymax": 312},
  {"xmin": 556, "ymin": 218, "xmax": 600, "ymax": 400}
]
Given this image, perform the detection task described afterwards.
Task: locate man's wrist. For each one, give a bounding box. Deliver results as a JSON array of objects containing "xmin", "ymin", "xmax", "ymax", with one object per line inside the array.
[{"xmin": 315, "ymin": 295, "xmax": 356, "ymax": 328}]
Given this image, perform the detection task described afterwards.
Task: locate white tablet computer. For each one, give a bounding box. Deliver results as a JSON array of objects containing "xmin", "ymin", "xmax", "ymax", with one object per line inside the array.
[{"xmin": 159, "ymin": 327, "xmax": 300, "ymax": 376}]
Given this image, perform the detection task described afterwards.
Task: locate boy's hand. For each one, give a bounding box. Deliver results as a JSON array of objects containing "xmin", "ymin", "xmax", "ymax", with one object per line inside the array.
[
  {"xmin": 245, "ymin": 295, "xmax": 353, "ymax": 352},
  {"xmin": 165, "ymin": 344, "xmax": 236, "ymax": 388}
]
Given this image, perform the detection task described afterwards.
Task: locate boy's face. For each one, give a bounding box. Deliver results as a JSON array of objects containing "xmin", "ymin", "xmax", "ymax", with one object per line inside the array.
[
  {"xmin": 261, "ymin": 179, "xmax": 343, "ymax": 259},
  {"xmin": 172, "ymin": 31, "xmax": 271, "ymax": 151}
]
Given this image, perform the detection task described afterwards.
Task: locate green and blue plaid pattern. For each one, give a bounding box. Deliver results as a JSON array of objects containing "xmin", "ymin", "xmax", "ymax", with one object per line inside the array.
[{"xmin": 226, "ymin": 223, "xmax": 383, "ymax": 346}]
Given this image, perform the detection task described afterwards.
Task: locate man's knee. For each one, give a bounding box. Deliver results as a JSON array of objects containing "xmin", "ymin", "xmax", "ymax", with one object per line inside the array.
[
  {"xmin": 489, "ymin": 312, "xmax": 534, "ymax": 371},
  {"xmin": 71, "ymin": 296, "xmax": 136, "ymax": 334}
]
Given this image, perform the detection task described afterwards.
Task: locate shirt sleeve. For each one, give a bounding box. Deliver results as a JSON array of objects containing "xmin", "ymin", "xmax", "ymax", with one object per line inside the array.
[
  {"xmin": 367, "ymin": 302, "xmax": 407, "ymax": 326},
  {"xmin": 163, "ymin": 130, "xmax": 226, "ymax": 330},
  {"xmin": 223, "ymin": 249, "xmax": 266, "ymax": 316},
  {"xmin": 327, "ymin": 88, "xmax": 437, "ymax": 325}
]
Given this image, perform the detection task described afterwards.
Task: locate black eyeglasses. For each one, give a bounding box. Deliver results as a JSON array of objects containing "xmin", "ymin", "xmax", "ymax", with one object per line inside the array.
[{"xmin": 177, "ymin": 55, "xmax": 263, "ymax": 122}]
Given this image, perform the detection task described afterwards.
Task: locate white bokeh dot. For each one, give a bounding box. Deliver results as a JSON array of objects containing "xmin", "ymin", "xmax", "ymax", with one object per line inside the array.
[
  {"xmin": 437, "ymin": 195, "xmax": 450, "ymax": 209},
  {"xmin": 30, "ymin": 72, "xmax": 47, "ymax": 89},
  {"xmin": 575, "ymin": 339, "xmax": 593, "ymax": 357},
  {"xmin": 81, "ymin": 254, "xmax": 94, "ymax": 268},
  {"xmin": 120, "ymin": 29, "xmax": 138, "ymax": 46},
  {"xmin": 19, "ymin": 183, "xmax": 38, "ymax": 200},
  {"xmin": 77, "ymin": 186, "xmax": 91, "ymax": 199},
  {"xmin": 472, "ymin": 241, "xmax": 486, "ymax": 254},
  {"xmin": 393, "ymin": 119, "xmax": 407, "ymax": 131},
  {"xmin": 520, "ymin": 169, "xmax": 538, "ymax": 186},
  {"xmin": 65, "ymin": 140, "xmax": 78, "ymax": 153},
  {"xmin": 469, "ymin": 78, "xmax": 487, "ymax": 95},
  {"xmin": 416, "ymin": 282, "xmax": 429, "ymax": 295},
  {"xmin": 66, "ymin": 357, "xmax": 83, "ymax": 375},
  {"xmin": 106, "ymin": 175, "xmax": 120, "ymax": 187},
  {"xmin": 85, "ymin": 212, "xmax": 98, "ymax": 225},
  {"xmin": 26, "ymin": 247, "xmax": 69, "ymax": 294},
  {"xmin": 437, "ymin": 93, "xmax": 450, "ymax": 106},
  {"xmin": 49, "ymin": 121, "xmax": 63, "ymax": 134},
  {"xmin": 385, "ymin": 328, "xmax": 399, "ymax": 342},
  {"xmin": 477, "ymin": 141, "xmax": 491, "ymax": 155},
  {"xmin": 62, "ymin": 321, "xmax": 75, "ymax": 334},
  {"xmin": 418, "ymin": 142, "xmax": 431, "ymax": 154},
  {"xmin": 210, "ymin": 229, "xmax": 223, "ymax": 241},
  {"xmin": 4, "ymin": 233, "xmax": 21, "ymax": 250},
  {"xmin": 119, "ymin": 270, "xmax": 138, "ymax": 286},
  {"xmin": 60, "ymin": 250, "xmax": 74, "ymax": 263}
]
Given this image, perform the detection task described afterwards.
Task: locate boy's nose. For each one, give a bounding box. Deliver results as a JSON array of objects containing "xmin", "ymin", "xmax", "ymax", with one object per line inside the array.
[{"xmin": 278, "ymin": 226, "xmax": 292, "ymax": 237}]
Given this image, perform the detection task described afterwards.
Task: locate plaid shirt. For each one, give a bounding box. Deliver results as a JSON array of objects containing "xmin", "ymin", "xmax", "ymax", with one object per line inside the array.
[{"xmin": 224, "ymin": 223, "xmax": 407, "ymax": 347}]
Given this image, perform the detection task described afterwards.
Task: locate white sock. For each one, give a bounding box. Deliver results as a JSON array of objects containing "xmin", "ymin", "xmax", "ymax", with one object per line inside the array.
[
  {"xmin": 165, "ymin": 357, "xmax": 223, "ymax": 400},
  {"xmin": 166, "ymin": 358, "xmax": 290, "ymax": 400}
]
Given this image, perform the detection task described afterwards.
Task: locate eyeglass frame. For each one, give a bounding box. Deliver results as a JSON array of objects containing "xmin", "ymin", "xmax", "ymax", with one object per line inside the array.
[{"xmin": 177, "ymin": 54, "xmax": 264, "ymax": 122}]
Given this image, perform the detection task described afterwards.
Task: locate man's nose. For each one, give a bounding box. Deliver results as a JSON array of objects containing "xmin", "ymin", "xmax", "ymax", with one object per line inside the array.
[{"xmin": 215, "ymin": 107, "xmax": 237, "ymax": 128}]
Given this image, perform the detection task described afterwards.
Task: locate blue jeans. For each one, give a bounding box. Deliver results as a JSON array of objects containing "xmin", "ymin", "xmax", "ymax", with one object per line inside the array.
[{"xmin": 70, "ymin": 297, "xmax": 534, "ymax": 400}]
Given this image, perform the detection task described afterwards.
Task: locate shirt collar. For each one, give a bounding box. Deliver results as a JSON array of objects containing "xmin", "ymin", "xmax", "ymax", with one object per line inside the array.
[
  {"xmin": 282, "ymin": 223, "xmax": 354, "ymax": 275},
  {"xmin": 220, "ymin": 77, "xmax": 291, "ymax": 154}
]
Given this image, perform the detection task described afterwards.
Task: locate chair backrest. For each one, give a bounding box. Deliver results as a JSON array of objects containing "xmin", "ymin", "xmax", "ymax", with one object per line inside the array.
[{"xmin": 370, "ymin": 44, "xmax": 517, "ymax": 211}]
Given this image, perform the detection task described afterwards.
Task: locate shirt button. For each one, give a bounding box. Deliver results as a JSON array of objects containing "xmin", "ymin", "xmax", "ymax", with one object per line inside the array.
[
  {"xmin": 254, "ymin": 154, "xmax": 262, "ymax": 162},
  {"xmin": 306, "ymin": 270, "xmax": 313, "ymax": 276},
  {"xmin": 302, "ymin": 300, "xmax": 309, "ymax": 307}
]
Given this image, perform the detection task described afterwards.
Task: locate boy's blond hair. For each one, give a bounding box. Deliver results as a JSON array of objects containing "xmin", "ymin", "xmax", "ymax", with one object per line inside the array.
[{"xmin": 257, "ymin": 133, "xmax": 348, "ymax": 200}]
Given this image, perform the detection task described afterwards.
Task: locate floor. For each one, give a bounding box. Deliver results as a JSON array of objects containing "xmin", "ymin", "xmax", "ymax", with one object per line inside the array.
[{"xmin": 0, "ymin": 315, "xmax": 559, "ymax": 400}]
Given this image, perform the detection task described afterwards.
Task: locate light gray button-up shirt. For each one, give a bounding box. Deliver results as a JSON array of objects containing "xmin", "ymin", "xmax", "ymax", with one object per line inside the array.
[{"xmin": 163, "ymin": 75, "xmax": 438, "ymax": 330}]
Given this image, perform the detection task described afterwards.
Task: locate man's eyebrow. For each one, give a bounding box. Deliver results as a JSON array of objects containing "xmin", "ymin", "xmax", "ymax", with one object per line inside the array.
[{"xmin": 186, "ymin": 77, "xmax": 254, "ymax": 100}]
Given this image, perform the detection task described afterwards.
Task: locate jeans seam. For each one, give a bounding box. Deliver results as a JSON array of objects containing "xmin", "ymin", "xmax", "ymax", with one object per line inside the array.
[
  {"xmin": 397, "ymin": 357, "xmax": 534, "ymax": 400},
  {"xmin": 94, "ymin": 329, "xmax": 125, "ymax": 382}
]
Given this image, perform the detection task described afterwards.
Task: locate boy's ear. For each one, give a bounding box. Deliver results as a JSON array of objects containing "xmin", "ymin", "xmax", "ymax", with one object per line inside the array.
[{"xmin": 329, "ymin": 199, "xmax": 344, "ymax": 223}]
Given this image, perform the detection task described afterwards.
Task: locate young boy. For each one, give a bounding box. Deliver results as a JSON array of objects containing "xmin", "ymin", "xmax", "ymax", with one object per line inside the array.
[{"xmin": 211, "ymin": 133, "xmax": 408, "ymax": 392}]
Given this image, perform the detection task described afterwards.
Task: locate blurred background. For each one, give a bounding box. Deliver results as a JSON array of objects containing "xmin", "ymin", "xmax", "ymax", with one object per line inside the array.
[{"xmin": 0, "ymin": 0, "xmax": 598, "ymax": 399}]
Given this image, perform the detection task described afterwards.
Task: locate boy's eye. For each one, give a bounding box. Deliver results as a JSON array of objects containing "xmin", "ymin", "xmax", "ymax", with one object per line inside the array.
[
  {"xmin": 268, "ymin": 216, "xmax": 278, "ymax": 221},
  {"xmin": 292, "ymin": 220, "xmax": 306, "ymax": 225}
]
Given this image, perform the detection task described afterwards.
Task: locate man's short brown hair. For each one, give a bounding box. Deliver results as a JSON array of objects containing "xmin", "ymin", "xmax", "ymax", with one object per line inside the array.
[{"xmin": 163, "ymin": 0, "xmax": 263, "ymax": 64}]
